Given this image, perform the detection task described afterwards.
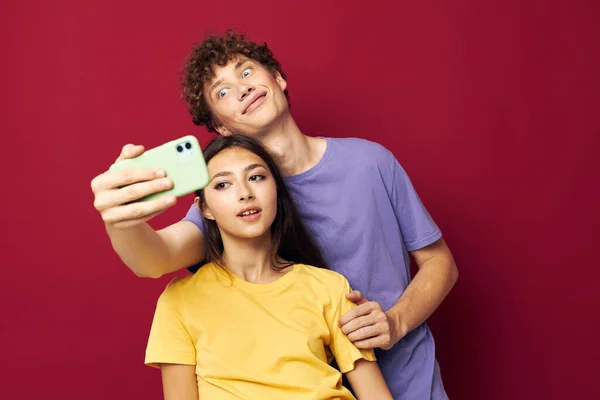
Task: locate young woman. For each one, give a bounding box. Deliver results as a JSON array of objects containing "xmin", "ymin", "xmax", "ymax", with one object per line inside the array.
[{"xmin": 145, "ymin": 134, "xmax": 393, "ymax": 400}]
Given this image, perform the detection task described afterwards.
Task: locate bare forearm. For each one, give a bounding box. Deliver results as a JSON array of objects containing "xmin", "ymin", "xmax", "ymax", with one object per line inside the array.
[
  {"xmin": 389, "ymin": 250, "xmax": 458, "ymax": 335},
  {"xmin": 345, "ymin": 359, "xmax": 393, "ymax": 400},
  {"xmin": 106, "ymin": 221, "xmax": 204, "ymax": 278},
  {"xmin": 106, "ymin": 222, "xmax": 172, "ymax": 278},
  {"xmin": 161, "ymin": 364, "xmax": 199, "ymax": 400}
]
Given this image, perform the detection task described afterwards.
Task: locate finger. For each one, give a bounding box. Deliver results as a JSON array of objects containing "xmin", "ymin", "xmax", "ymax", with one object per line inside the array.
[
  {"xmin": 380, "ymin": 342, "xmax": 394, "ymax": 351},
  {"xmin": 353, "ymin": 336, "xmax": 386, "ymax": 350},
  {"xmin": 347, "ymin": 324, "xmax": 381, "ymax": 343},
  {"xmin": 339, "ymin": 302, "xmax": 376, "ymax": 326},
  {"xmin": 94, "ymin": 177, "xmax": 172, "ymax": 210},
  {"xmin": 115, "ymin": 178, "xmax": 173, "ymax": 206},
  {"xmin": 116, "ymin": 144, "xmax": 145, "ymax": 162},
  {"xmin": 101, "ymin": 195, "xmax": 177, "ymax": 225},
  {"xmin": 92, "ymin": 168, "xmax": 165, "ymax": 194},
  {"xmin": 92, "ymin": 168, "xmax": 167, "ymax": 194},
  {"xmin": 340, "ymin": 315, "xmax": 373, "ymax": 335},
  {"xmin": 115, "ymin": 144, "xmax": 134, "ymax": 162},
  {"xmin": 346, "ymin": 290, "xmax": 368, "ymax": 305}
]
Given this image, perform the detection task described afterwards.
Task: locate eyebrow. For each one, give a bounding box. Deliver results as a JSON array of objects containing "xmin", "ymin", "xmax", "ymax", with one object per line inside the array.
[
  {"xmin": 208, "ymin": 60, "xmax": 249, "ymax": 96},
  {"xmin": 209, "ymin": 163, "xmax": 267, "ymax": 182}
]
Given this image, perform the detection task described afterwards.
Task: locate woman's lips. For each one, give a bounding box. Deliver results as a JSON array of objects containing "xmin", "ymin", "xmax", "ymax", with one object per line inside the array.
[{"xmin": 238, "ymin": 210, "xmax": 262, "ymax": 222}]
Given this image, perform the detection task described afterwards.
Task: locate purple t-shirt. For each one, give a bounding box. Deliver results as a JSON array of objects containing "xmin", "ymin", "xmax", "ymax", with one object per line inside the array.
[{"xmin": 184, "ymin": 137, "xmax": 447, "ymax": 399}]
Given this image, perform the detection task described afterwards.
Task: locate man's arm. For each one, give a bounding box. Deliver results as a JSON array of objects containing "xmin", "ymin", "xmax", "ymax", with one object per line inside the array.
[
  {"xmin": 340, "ymin": 146, "xmax": 458, "ymax": 349},
  {"xmin": 160, "ymin": 364, "xmax": 199, "ymax": 400},
  {"xmin": 106, "ymin": 221, "xmax": 204, "ymax": 278},
  {"xmin": 92, "ymin": 144, "xmax": 205, "ymax": 278},
  {"xmin": 345, "ymin": 359, "xmax": 393, "ymax": 400},
  {"xmin": 387, "ymin": 237, "xmax": 457, "ymax": 343},
  {"xmin": 341, "ymin": 238, "xmax": 458, "ymax": 349}
]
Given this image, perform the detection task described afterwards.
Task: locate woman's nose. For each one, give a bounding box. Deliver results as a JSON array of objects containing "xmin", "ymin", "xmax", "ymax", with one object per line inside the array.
[
  {"xmin": 239, "ymin": 192, "xmax": 255, "ymax": 201},
  {"xmin": 238, "ymin": 183, "xmax": 255, "ymax": 201}
]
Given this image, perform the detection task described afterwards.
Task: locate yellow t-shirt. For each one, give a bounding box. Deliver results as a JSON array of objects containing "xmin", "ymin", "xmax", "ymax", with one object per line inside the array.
[{"xmin": 145, "ymin": 263, "xmax": 375, "ymax": 399}]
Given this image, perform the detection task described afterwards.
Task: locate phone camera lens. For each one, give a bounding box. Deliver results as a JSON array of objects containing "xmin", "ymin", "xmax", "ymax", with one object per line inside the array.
[
  {"xmin": 176, "ymin": 145, "xmax": 183, "ymax": 153},
  {"xmin": 185, "ymin": 142, "xmax": 192, "ymax": 150}
]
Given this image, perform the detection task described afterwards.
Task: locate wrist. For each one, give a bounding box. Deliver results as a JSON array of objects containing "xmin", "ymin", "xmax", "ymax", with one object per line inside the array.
[{"xmin": 386, "ymin": 301, "xmax": 411, "ymax": 339}]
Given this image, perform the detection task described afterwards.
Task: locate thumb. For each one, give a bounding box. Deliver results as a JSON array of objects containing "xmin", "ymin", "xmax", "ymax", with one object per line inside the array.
[
  {"xmin": 346, "ymin": 290, "xmax": 368, "ymax": 305},
  {"xmin": 116, "ymin": 144, "xmax": 144, "ymax": 162}
]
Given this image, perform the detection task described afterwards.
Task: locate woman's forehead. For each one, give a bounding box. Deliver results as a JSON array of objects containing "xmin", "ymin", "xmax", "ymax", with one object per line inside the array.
[{"xmin": 208, "ymin": 147, "xmax": 266, "ymax": 170}]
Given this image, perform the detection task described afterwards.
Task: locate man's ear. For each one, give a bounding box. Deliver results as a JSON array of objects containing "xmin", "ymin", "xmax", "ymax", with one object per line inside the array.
[
  {"xmin": 214, "ymin": 123, "xmax": 232, "ymax": 136},
  {"xmin": 274, "ymin": 71, "xmax": 287, "ymax": 92},
  {"xmin": 207, "ymin": 107, "xmax": 230, "ymax": 136},
  {"xmin": 194, "ymin": 196, "xmax": 215, "ymax": 220}
]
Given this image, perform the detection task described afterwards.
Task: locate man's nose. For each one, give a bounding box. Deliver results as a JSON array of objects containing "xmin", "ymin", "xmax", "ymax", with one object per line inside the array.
[{"xmin": 239, "ymin": 84, "xmax": 254, "ymax": 101}]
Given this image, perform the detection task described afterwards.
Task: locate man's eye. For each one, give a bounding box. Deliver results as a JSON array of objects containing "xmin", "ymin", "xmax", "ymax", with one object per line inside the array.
[
  {"xmin": 242, "ymin": 68, "xmax": 251, "ymax": 78},
  {"xmin": 218, "ymin": 89, "xmax": 228, "ymax": 98}
]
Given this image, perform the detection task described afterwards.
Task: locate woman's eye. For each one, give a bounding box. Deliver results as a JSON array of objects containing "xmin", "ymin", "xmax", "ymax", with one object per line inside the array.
[
  {"xmin": 249, "ymin": 174, "xmax": 265, "ymax": 182},
  {"xmin": 242, "ymin": 68, "xmax": 251, "ymax": 78},
  {"xmin": 214, "ymin": 182, "xmax": 230, "ymax": 190},
  {"xmin": 218, "ymin": 88, "xmax": 228, "ymax": 98}
]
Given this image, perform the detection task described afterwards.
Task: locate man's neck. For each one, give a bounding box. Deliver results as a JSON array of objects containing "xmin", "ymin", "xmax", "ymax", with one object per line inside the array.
[{"xmin": 256, "ymin": 113, "xmax": 326, "ymax": 176}]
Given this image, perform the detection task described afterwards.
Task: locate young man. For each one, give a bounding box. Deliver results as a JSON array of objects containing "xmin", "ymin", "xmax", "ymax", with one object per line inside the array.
[{"xmin": 91, "ymin": 31, "xmax": 458, "ymax": 399}]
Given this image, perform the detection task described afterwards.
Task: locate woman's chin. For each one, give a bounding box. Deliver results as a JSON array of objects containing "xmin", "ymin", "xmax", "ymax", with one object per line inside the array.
[{"xmin": 235, "ymin": 227, "xmax": 271, "ymax": 240}]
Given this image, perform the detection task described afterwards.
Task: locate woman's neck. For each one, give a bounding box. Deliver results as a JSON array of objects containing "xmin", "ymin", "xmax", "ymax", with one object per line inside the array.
[
  {"xmin": 220, "ymin": 232, "xmax": 288, "ymax": 284},
  {"xmin": 255, "ymin": 112, "xmax": 327, "ymax": 176}
]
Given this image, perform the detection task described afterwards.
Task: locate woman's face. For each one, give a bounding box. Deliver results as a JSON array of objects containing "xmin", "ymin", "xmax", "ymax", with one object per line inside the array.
[{"xmin": 198, "ymin": 147, "xmax": 277, "ymax": 241}]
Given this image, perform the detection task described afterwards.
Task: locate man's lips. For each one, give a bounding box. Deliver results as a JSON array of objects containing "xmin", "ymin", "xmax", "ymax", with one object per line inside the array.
[{"xmin": 242, "ymin": 92, "xmax": 267, "ymax": 115}]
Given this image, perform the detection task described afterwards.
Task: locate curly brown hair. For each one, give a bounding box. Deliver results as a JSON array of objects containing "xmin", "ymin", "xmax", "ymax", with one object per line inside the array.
[{"xmin": 182, "ymin": 30, "xmax": 289, "ymax": 133}]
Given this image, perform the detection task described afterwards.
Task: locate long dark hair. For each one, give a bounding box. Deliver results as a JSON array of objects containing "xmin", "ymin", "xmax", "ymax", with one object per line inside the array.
[{"xmin": 195, "ymin": 134, "xmax": 327, "ymax": 270}]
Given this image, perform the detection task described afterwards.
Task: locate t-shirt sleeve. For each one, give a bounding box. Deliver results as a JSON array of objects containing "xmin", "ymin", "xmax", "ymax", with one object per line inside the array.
[
  {"xmin": 145, "ymin": 279, "xmax": 196, "ymax": 368},
  {"xmin": 381, "ymin": 148, "xmax": 442, "ymax": 251},
  {"xmin": 326, "ymin": 275, "xmax": 376, "ymax": 373},
  {"xmin": 183, "ymin": 203, "xmax": 204, "ymax": 233}
]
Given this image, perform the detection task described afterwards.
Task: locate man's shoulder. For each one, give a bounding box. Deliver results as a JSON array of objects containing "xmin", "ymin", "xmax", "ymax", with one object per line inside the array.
[
  {"xmin": 327, "ymin": 136, "xmax": 391, "ymax": 156},
  {"xmin": 326, "ymin": 137, "xmax": 393, "ymax": 166},
  {"xmin": 322, "ymin": 137, "xmax": 400, "ymax": 179}
]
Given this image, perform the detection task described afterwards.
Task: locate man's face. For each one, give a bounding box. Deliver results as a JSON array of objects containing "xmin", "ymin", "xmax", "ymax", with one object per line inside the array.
[{"xmin": 203, "ymin": 56, "xmax": 288, "ymax": 137}]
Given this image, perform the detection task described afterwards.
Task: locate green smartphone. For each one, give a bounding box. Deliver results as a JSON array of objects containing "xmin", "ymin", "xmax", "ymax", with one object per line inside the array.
[{"xmin": 109, "ymin": 135, "xmax": 210, "ymax": 202}]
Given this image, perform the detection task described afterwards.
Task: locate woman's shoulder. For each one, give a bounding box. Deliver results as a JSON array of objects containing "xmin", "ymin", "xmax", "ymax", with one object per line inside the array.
[
  {"xmin": 293, "ymin": 264, "xmax": 349, "ymax": 288},
  {"xmin": 162, "ymin": 263, "xmax": 220, "ymax": 294}
]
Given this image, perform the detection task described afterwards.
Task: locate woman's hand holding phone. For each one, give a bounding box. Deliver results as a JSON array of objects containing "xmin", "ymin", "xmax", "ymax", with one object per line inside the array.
[{"xmin": 91, "ymin": 144, "xmax": 177, "ymax": 229}]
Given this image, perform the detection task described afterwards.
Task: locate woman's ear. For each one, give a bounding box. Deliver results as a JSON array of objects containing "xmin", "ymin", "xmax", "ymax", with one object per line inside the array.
[{"xmin": 195, "ymin": 196, "xmax": 215, "ymax": 220}]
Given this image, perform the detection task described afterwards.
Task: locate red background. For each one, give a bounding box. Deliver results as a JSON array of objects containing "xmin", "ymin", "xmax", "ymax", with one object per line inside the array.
[{"xmin": 2, "ymin": 0, "xmax": 599, "ymax": 398}]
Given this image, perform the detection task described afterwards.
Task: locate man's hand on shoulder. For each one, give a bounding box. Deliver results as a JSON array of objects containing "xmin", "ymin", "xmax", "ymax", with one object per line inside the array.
[{"xmin": 339, "ymin": 290, "xmax": 406, "ymax": 350}]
